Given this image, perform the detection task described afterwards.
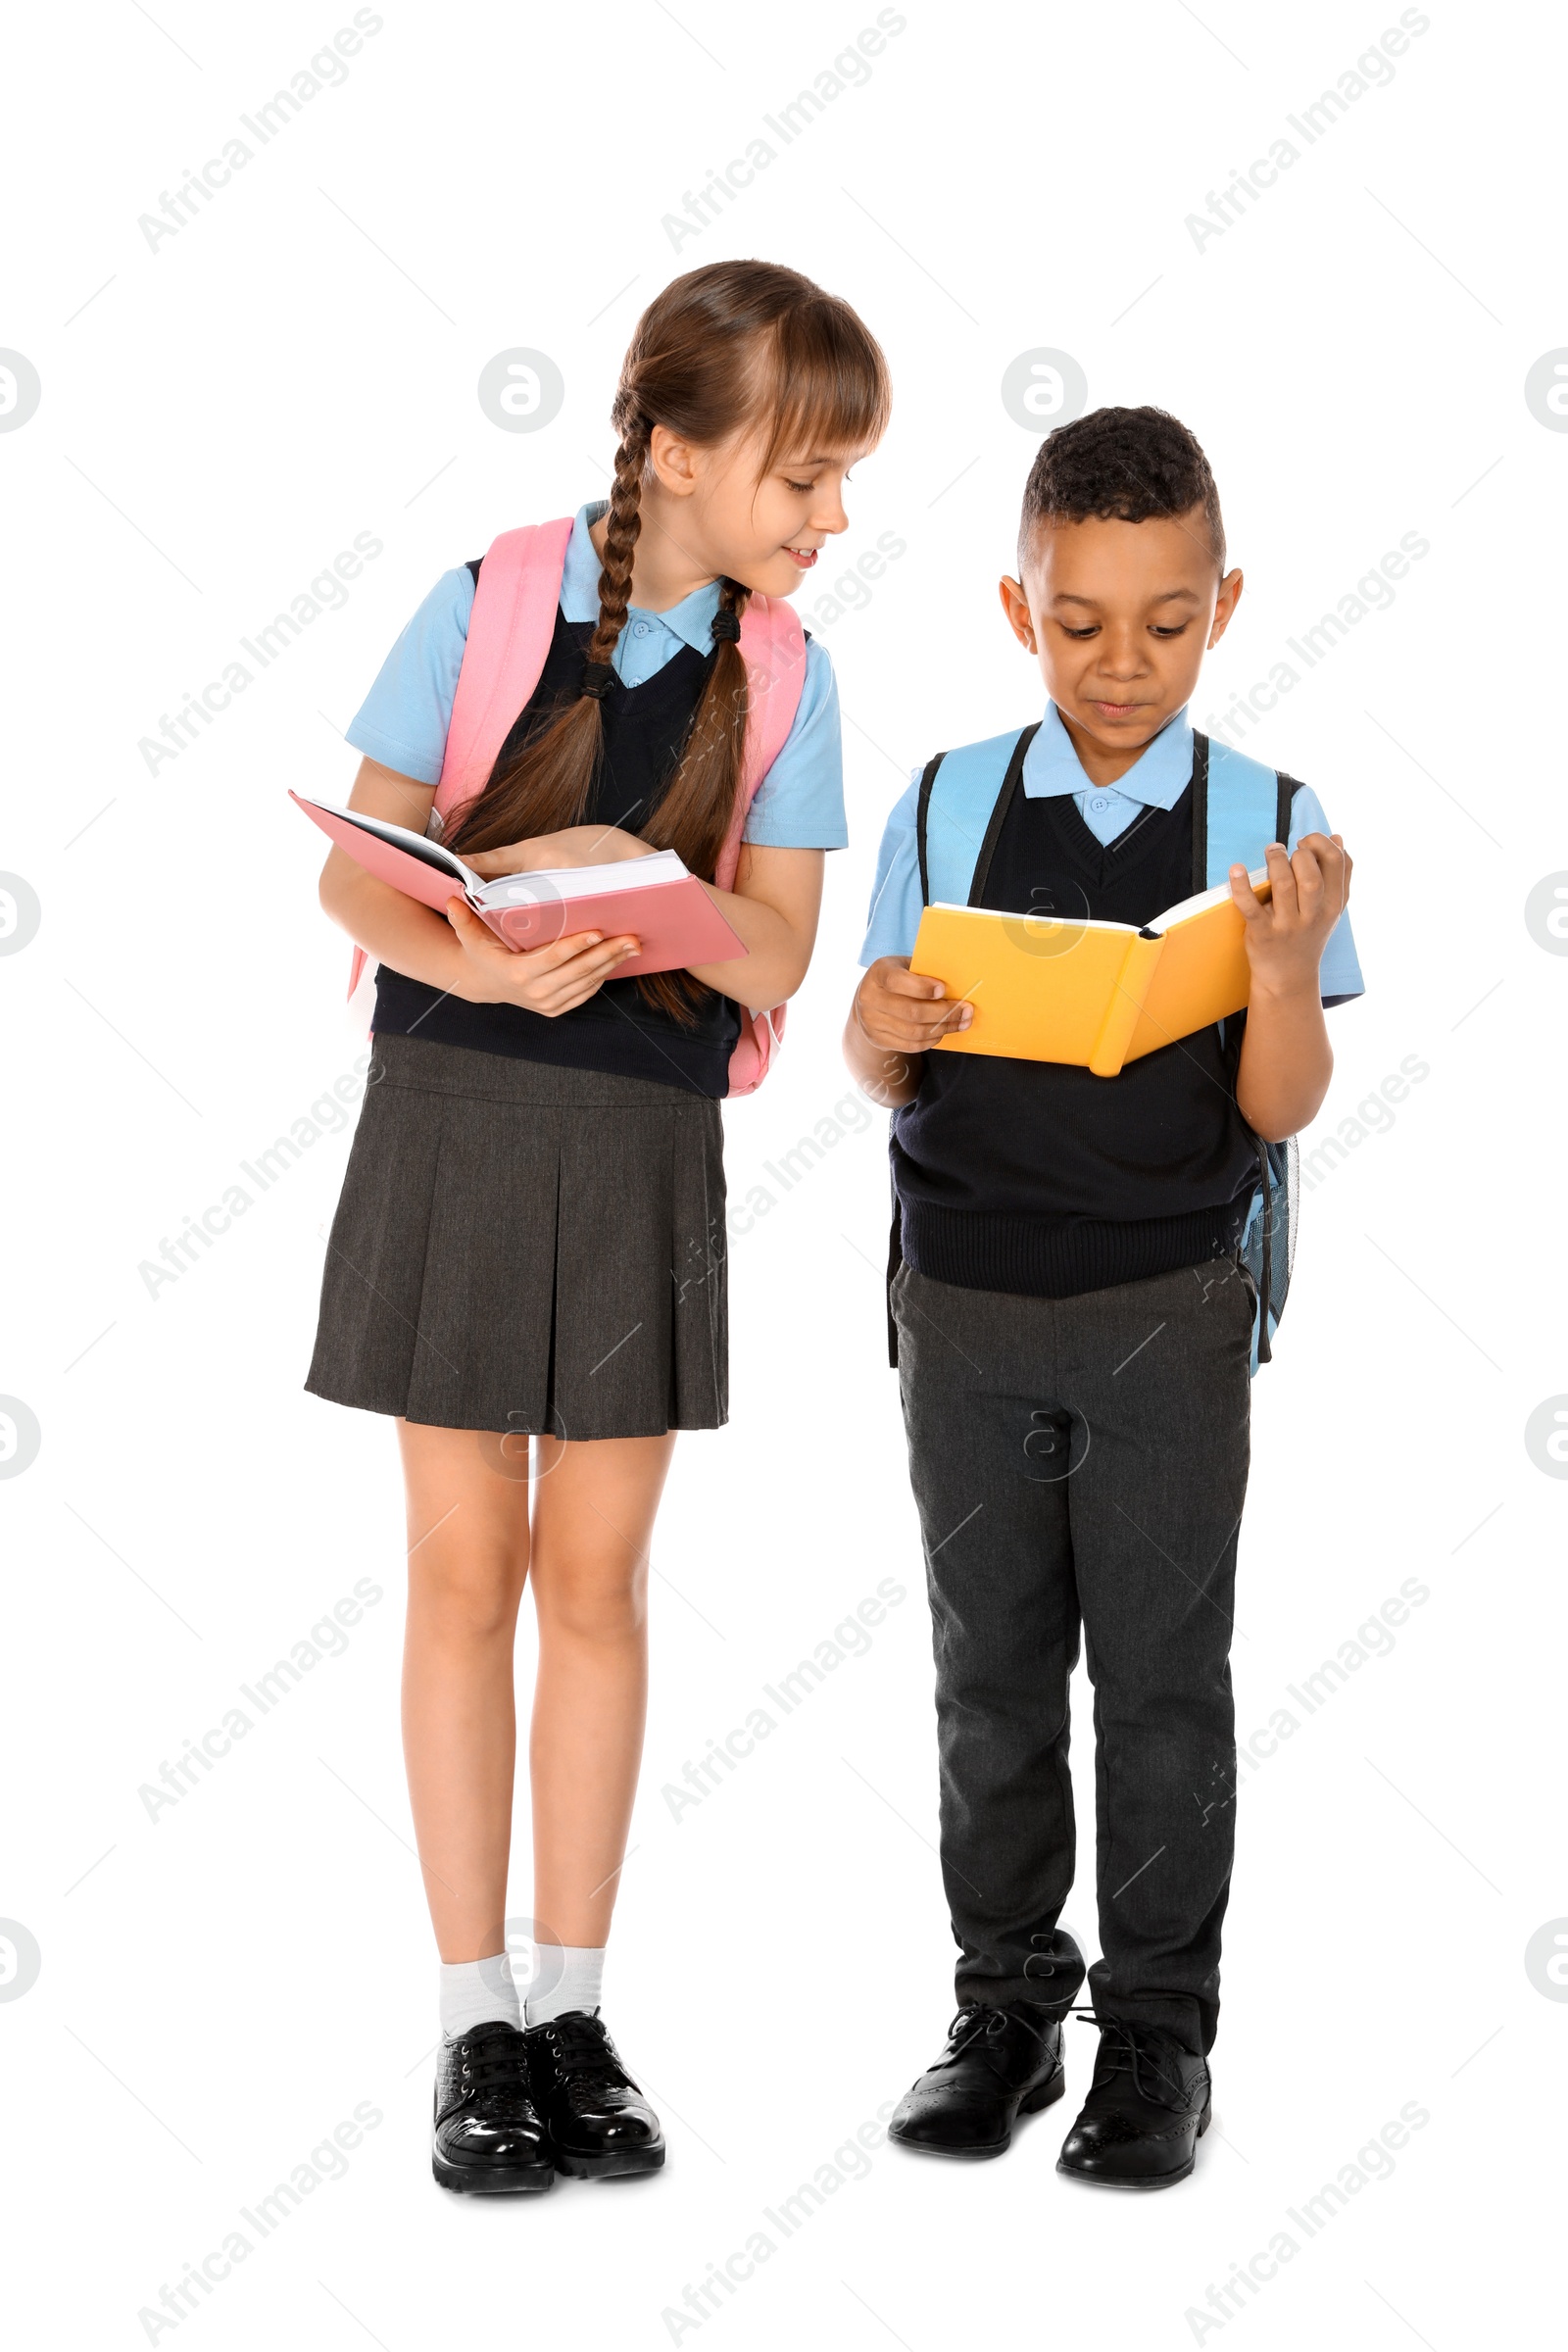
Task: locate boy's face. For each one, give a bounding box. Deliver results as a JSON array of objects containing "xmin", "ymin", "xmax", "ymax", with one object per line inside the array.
[{"xmin": 1000, "ymin": 506, "xmax": 1243, "ymax": 771}]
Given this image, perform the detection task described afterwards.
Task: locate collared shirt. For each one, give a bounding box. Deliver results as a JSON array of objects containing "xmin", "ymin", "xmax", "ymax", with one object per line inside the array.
[
  {"xmin": 1025, "ymin": 698, "xmax": 1196, "ymax": 844},
  {"xmin": 859, "ymin": 701, "xmax": 1364, "ymax": 1004},
  {"xmin": 345, "ymin": 503, "xmax": 848, "ymax": 849}
]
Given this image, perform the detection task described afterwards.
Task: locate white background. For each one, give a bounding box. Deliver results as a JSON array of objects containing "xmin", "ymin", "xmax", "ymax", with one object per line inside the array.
[{"xmin": 3, "ymin": 1, "xmax": 1563, "ymax": 2345}]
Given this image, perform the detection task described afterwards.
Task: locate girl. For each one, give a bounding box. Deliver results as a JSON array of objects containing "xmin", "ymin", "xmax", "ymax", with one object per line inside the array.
[{"xmin": 307, "ymin": 262, "xmax": 889, "ymax": 2195}]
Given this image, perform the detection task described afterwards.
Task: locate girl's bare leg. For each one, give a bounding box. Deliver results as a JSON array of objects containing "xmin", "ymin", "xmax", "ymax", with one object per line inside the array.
[
  {"xmin": 397, "ymin": 1421, "xmax": 532, "ymax": 1962},
  {"xmin": 527, "ymin": 1433, "xmax": 676, "ymax": 1948}
]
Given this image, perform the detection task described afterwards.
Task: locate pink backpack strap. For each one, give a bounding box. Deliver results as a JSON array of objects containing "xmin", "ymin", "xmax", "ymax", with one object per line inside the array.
[
  {"xmin": 715, "ymin": 596, "xmax": 808, "ymax": 1095},
  {"xmin": 433, "ymin": 515, "xmax": 575, "ymax": 830},
  {"xmin": 347, "ymin": 517, "xmax": 572, "ymax": 1003}
]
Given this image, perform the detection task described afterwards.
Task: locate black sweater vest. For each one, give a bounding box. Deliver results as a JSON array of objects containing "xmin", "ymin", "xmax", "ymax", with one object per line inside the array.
[
  {"xmin": 891, "ymin": 757, "xmax": 1258, "ymax": 1299},
  {"xmin": 371, "ymin": 595, "xmax": 741, "ymax": 1097}
]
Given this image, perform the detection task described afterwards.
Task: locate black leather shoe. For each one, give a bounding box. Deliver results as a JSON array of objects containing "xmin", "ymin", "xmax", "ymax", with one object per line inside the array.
[
  {"xmin": 524, "ymin": 2010, "xmax": 665, "ymax": 2179},
  {"xmin": 888, "ymin": 2003, "xmax": 1065, "ymax": 2160},
  {"xmin": 1056, "ymin": 2017, "xmax": 1211, "ymax": 2189},
  {"xmin": 432, "ymin": 2019, "xmax": 553, "ymax": 2193}
]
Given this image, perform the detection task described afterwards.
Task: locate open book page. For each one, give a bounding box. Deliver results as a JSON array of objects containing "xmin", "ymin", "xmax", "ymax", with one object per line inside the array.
[
  {"xmin": 296, "ymin": 797, "xmax": 691, "ymax": 906},
  {"xmin": 473, "ymin": 849, "xmax": 688, "ymax": 909},
  {"xmin": 1150, "ymin": 865, "xmax": 1270, "ymax": 933},
  {"xmin": 928, "ymin": 865, "xmax": 1269, "ymax": 938}
]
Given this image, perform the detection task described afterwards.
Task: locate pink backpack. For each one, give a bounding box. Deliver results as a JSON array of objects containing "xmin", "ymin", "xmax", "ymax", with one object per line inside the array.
[{"xmin": 348, "ymin": 516, "xmax": 808, "ymax": 1096}]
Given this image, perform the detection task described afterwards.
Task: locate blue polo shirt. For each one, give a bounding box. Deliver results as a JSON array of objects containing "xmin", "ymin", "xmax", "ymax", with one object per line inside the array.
[
  {"xmin": 346, "ymin": 502, "xmax": 848, "ymax": 850},
  {"xmin": 861, "ymin": 702, "xmax": 1364, "ymax": 1004}
]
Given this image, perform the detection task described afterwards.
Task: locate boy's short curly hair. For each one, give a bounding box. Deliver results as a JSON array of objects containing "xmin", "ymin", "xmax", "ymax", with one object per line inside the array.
[{"xmin": 1018, "ymin": 406, "xmax": 1225, "ymax": 574}]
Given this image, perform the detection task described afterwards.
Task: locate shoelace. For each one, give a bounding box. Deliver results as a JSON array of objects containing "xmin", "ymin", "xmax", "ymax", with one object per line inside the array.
[
  {"xmin": 1067, "ymin": 2009, "xmax": 1195, "ymax": 2111},
  {"xmin": 940, "ymin": 2003, "xmax": 1055, "ymax": 2064},
  {"xmin": 536, "ymin": 2012, "xmax": 631, "ymax": 2092},
  {"xmin": 453, "ymin": 2030, "xmax": 533, "ymax": 2111}
]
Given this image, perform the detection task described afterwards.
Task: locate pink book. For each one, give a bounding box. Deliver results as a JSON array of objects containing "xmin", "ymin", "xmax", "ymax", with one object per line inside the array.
[{"xmin": 291, "ymin": 793, "xmax": 748, "ymax": 975}]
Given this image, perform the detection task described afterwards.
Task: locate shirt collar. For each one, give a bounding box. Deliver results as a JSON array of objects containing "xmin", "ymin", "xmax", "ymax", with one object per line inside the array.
[
  {"xmin": 1021, "ymin": 700, "xmax": 1195, "ymax": 808},
  {"xmin": 560, "ymin": 500, "xmax": 722, "ymax": 655}
]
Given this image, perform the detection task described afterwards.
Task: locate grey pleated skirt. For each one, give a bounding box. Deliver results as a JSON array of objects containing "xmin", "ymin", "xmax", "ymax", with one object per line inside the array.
[{"xmin": 305, "ymin": 1033, "xmax": 727, "ymax": 1439}]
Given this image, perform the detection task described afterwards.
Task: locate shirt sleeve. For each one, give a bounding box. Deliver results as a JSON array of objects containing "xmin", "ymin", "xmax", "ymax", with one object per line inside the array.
[
  {"xmin": 344, "ymin": 566, "xmax": 475, "ymax": 787},
  {"xmin": 741, "ymin": 639, "xmax": 848, "ymax": 850},
  {"xmin": 1287, "ymin": 784, "xmax": 1364, "ymax": 1006},
  {"xmin": 858, "ymin": 772, "xmax": 925, "ymax": 964}
]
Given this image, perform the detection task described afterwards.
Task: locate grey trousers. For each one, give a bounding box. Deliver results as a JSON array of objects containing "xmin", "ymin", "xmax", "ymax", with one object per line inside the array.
[{"xmin": 893, "ymin": 1254, "xmax": 1255, "ymax": 2054}]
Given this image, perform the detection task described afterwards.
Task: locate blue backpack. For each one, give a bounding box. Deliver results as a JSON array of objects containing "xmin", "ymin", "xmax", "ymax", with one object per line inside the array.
[{"xmin": 914, "ymin": 723, "xmax": 1300, "ymax": 1371}]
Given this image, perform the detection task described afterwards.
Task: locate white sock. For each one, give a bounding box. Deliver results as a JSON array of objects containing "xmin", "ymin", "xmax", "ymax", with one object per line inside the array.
[
  {"xmin": 526, "ymin": 1944, "xmax": 606, "ymax": 2027},
  {"xmin": 439, "ymin": 1951, "xmax": 520, "ymax": 2039}
]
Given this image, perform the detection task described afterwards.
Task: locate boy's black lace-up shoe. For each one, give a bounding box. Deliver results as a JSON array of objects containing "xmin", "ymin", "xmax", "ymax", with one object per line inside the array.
[
  {"xmin": 888, "ymin": 2002, "xmax": 1065, "ymax": 2160},
  {"xmin": 1056, "ymin": 2014, "xmax": 1211, "ymax": 2188},
  {"xmin": 524, "ymin": 2010, "xmax": 665, "ymax": 2178},
  {"xmin": 431, "ymin": 2020, "xmax": 554, "ymax": 2193}
]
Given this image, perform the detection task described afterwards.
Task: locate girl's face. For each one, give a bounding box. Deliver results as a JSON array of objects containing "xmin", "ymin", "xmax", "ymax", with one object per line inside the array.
[{"xmin": 648, "ymin": 419, "xmax": 871, "ymax": 599}]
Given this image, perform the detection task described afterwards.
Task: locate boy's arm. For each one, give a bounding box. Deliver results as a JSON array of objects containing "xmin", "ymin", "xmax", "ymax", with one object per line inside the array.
[
  {"xmin": 1232, "ymin": 832, "xmax": 1353, "ymax": 1141},
  {"xmin": 848, "ymin": 772, "xmax": 973, "ymax": 1104},
  {"xmin": 844, "ymin": 957, "xmax": 972, "ymax": 1107}
]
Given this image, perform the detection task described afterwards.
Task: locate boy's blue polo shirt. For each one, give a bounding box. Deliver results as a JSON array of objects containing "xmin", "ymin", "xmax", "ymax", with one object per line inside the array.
[
  {"xmin": 861, "ymin": 703, "xmax": 1364, "ymax": 1005},
  {"xmin": 345, "ymin": 502, "xmax": 848, "ymax": 850}
]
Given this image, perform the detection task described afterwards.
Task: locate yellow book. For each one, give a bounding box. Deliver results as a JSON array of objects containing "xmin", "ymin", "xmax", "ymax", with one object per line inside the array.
[{"xmin": 910, "ymin": 868, "xmax": 1272, "ymax": 1077}]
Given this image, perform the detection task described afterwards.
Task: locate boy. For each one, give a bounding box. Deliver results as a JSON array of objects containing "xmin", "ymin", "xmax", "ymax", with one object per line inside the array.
[{"xmin": 844, "ymin": 408, "xmax": 1360, "ymax": 2186}]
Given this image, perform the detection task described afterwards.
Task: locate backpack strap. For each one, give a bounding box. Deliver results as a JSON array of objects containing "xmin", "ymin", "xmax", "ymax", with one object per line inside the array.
[
  {"xmin": 432, "ymin": 515, "xmax": 575, "ymax": 831},
  {"xmin": 1195, "ymin": 734, "xmax": 1307, "ymax": 1372},
  {"xmin": 1197, "ymin": 733, "xmax": 1294, "ymax": 890},
  {"xmin": 1189, "ymin": 732, "xmax": 1210, "ymax": 897},
  {"xmin": 711, "ymin": 594, "xmax": 808, "ymax": 1096},
  {"xmin": 914, "ymin": 751, "xmax": 942, "ymax": 906},
  {"xmin": 710, "ymin": 595, "xmax": 808, "ymax": 895},
  {"xmin": 347, "ymin": 518, "xmax": 573, "ymax": 1006},
  {"xmin": 916, "ymin": 724, "xmax": 1039, "ymax": 909}
]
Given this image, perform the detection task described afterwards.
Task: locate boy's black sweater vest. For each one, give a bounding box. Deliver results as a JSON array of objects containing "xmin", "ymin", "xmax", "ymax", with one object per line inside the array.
[
  {"xmin": 371, "ymin": 591, "xmax": 741, "ymax": 1097},
  {"xmin": 892, "ymin": 755, "xmax": 1258, "ymax": 1300}
]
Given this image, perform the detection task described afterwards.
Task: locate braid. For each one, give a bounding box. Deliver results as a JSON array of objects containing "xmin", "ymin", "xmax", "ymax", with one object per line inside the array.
[
  {"xmin": 643, "ymin": 574, "xmax": 751, "ymax": 874},
  {"xmin": 716, "ymin": 575, "xmax": 752, "ymax": 634},
  {"xmin": 632, "ymin": 572, "xmax": 755, "ymax": 1023},
  {"xmin": 587, "ymin": 421, "xmax": 649, "ymax": 674}
]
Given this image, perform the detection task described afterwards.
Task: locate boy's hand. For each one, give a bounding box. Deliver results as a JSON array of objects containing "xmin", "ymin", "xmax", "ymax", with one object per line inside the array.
[
  {"xmin": 444, "ymin": 897, "xmax": 640, "ymax": 1013},
  {"xmin": 853, "ymin": 956, "xmax": 974, "ymax": 1052},
  {"xmin": 1230, "ymin": 833, "xmax": 1352, "ymax": 999}
]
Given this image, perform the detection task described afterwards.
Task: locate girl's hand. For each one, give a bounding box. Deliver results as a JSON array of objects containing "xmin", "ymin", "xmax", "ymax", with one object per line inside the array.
[
  {"xmin": 853, "ymin": 956, "xmax": 974, "ymax": 1051},
  {"xmin": 463, "ymin": 825, "xmax": 657, "ymax": 880},
  {"xmin": 1230, "ymin": 833, "xmax": 1352, "ymax": 1000},
  {"xmin": 445, "ymin": 898, "xmax": 640, "ymax": 1014}
]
